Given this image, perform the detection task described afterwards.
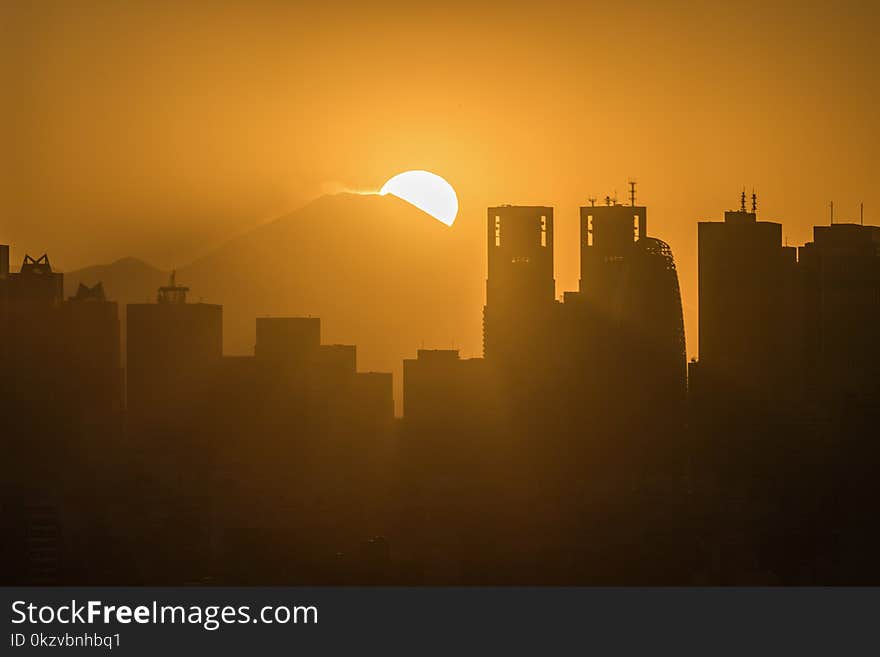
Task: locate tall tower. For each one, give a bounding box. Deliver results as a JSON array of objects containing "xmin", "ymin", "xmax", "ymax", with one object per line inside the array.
[
  {"xmin": 483, "ymin": 206, "xmax": 556, "ymax": 363},
  {"xmin": 126, "ymin": 272, "xmax": 222, "ymax": 427},
  {"xmin": 576, "ymin": 192, "xmax": 686, "ymax": 425},
  {"xmin": 579, "ymin": 196, "xmax": 647, "ymax": 309},
  {"xmin": 8, "ymin": 254, "xmax": 64, "ymax": 306},
  {"xmin": 0, "ymin": 252, "xmax": 69, "ymax": 466},
  {"xmin": 799, "ymin": 222, "xmax": 880, "ymax": 403},
  {"xmin": 486, "ymin": 205, "xmax": 555, "ymax": 307},
  {"xmin": 63, "ymin": 282, "xmax": 123, "ymax": 424},
  {"xmin": 2, "ymin": 253, "xmax": 67, "ymax": 415},
  {"xmin": 697, "ymin": 194, "xmax": 800, "ymax": 405}
]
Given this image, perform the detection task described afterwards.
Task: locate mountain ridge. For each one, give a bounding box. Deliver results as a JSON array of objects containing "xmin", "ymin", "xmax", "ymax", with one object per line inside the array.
[{"xmin": 65, "ymin": 193, "xmax": 485, "ymax": 411}]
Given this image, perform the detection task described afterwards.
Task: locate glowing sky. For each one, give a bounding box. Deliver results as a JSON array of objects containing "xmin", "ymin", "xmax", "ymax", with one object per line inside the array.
[{"xmin": 2, "ymin": 0, "xmax": 879, "ymax": 360}]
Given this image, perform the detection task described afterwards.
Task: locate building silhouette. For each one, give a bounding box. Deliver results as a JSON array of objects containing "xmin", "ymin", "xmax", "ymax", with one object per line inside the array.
[
  {"xmin": 127, "ymin": 271, "xmax": 223, "ymax": 431},
  {"xmin": 694, "ymin": 192, "xmax": 801, "ymax": 407},
  {"xmin": 404, "ymin": 349, "xmax": 494, "ymax": 422},
  {"xmin": 123, "ymin": 272, "xmax": 222, "ymax": 582},
  {"xmin": 0, "ymin": 249, "xmax": 123, "ymax": 584},
  {"xmin": 578, "ymin": 192, "xmax": 647, "ymax": 308},
  {"xmin": 568, "ymin": 190, "xmax": 686, "ymax": 433},
  {"xmin": 400, "ymin": 188, "xmax": 689, "ymax": 582},
  {"xmin": 401, "ymin": 350, "xmax": 502, "ymax": 581},
  {"xmin": 688, "ymin": 196, "xmax": 880, "ymax": 583},
  {"xmin": 481, "ymin": 193, "xmax": 686, "ymax": 430},
  {"xmin": 2, "ymin": 184, "xmax": 880, "ymax": 586},
  {"xmin": 208, "ymin": 315, "xmax": 394, "ymax": 583},
  {"xmin": 799, "ymin": 222, "xmax": 880, "ymax": 406},
  {"xmin": 64, "ymin": 282, "xmax": 123, "ymax": 437},
  {"xmin": 483, "ymin": 205, "xmax": 556, "ymax": 366}
]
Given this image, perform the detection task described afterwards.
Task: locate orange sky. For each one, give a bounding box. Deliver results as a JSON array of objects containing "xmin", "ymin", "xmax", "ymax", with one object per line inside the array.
[{"xmin": 2, "ymin": 1, "xmax": 879, "ymax": 358}]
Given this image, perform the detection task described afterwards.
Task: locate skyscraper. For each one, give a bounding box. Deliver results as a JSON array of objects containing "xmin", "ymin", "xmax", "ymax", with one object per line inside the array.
[
  {"xmin": 0, "ymin": 250, "xmax": 123, "ymax": 585},
  {"xmin": 125, "ymin": 273, "xmax": 223, "ymax": 582},
  {"xmin": 62, "ymin": 282, "xmax": 123, "ymax": 461},
  {"xmin": 799, "ymin": 222, "xmax": 880, "ymax": 404},
  {"xmin": 578, "ymin": 193, "xmax": 647, "ymax": 310},
  {"xmin": 126, "ymin": 272, "xmax": 223, "ymax": 431},
  {"xmin": 696, "ymin": 193, "xmax": 800, "ymax": 406},
  {"xmin": 483, "ymin": 205, "xmax": 556, "ymax": 364},
  {"xmin": 1, "ymin": 253, "xmax": 68, "ymax": 454},
  {"xmin": 568, "ymin": 191, "xmax": 687, "ymax": 433}
]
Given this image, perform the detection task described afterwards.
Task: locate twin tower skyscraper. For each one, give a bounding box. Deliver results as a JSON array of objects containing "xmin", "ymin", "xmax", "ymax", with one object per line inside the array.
[
  {"xmin": 401, "ymin": 189, "xmax": 689, "ymax": 580},
  {"xmin": 481, "ymin": 191, "xmax": 687, "ymax": 442}
]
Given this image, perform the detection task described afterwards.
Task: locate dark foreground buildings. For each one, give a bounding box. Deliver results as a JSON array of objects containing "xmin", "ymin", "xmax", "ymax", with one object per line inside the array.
[
  {"xmin": 1, "ymin": 186, "xmax": 879, "ymax": 585},
  {"xmin": 0, "ymin": 251, "xmax": 122, "ymax": 583},
  {"xmin": 403, "ymin": 191, "xmax": 689, "ymax": 582},
  {"xmin": 689, "ymin": 195, "xmax": 880, "ymax": 583},
  {"xmin": 693, "ymin": 193, "xmax": 801, "ymax": 408},
  {"xmin": 0, "ymin": 259, "xmax": 394, "ymax": 584}
]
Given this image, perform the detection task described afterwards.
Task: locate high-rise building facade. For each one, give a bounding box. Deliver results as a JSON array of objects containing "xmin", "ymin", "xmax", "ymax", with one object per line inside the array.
[
  {"xmin": 577, "ymin": 195, "xmax": 686, "ymax": 412},
  {"xmin": 483, "ymin": 205, "xmax": 556, "ymax": 365},
  {"xmin": 697, "ymin": 195, "xmax": 800, "ymax": 406},
  {"xmin": 799, "ymin": 223, "xmax": 880, "ymax": 404},
  {"xmin": 126, "ymin": 273, "xmax": 223, "ymax": 430}
]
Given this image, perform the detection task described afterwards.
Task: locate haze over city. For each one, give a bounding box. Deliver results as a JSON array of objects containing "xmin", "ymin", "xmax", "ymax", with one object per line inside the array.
[
  {"xmin": 4, "ymin": 1, "xmax": 880, "ymax": 364},
  {"xmin": 2, "ymin": 0, "xmax": 880, "ymax": 589}
]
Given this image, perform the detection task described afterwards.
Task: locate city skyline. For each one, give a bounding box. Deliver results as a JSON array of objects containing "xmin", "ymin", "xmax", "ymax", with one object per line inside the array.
[
  {"xmin": 5, "ymin": 185, "xmax": 874, "ymax": 424},
  {"xmin": 5, "ymin": 0, "xmax": 880, "ymax": 376},
  {"xmin": 4, "ymin": 185, "xmax": 873, "ymax": 370},
  {"xmin": 2, "ymin": 184, "xmax": 879, "ymax": 585},
  {"xmin": 5, "ymin": 5, "xmax": 880, "ymax": 652}
]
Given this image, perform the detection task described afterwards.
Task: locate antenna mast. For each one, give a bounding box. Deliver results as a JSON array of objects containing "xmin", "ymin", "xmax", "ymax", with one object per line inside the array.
[
  {"xmin": 629, "ymin": 181, "xmax": 637, "ymax": 207},
  {"xmin": 157, "ymin": 269, "xmax": 189, "ymax": 304}
]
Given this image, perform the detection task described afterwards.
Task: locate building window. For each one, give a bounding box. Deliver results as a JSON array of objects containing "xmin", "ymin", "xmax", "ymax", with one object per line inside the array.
[
  {"xmin": 495, "ymin": 216, "xmax": 501, "ymax": 246},
  {"xmin": 540, "ymin": 215, "xmax": 547, "ymax": 247},
  {"xmin": 587, "ymin": 215, "xmax": 593, "ymax": 246},
  {"xmin": 633, "ymin": 215, "xmax": 640, "ymax": 241}
]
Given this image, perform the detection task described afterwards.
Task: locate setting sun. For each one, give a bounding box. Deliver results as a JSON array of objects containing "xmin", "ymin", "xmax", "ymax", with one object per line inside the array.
[
  {"xmin": 379, "ymin": 170, "xmax": 458, "ymax": 226},
  {"xmin": 5, "ymin": 0, "xmax": 880, "ymax": 617}
]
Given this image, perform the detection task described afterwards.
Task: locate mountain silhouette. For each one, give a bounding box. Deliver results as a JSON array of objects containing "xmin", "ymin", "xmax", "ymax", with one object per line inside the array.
[{"xmin": 66, "ymin": 193, "xmax": 485, "ymax": 411}]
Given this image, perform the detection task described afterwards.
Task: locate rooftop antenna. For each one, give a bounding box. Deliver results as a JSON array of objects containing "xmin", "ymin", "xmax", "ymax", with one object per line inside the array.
[
  {"xmin": 588, "ymin": 196, "xmax": 596, "ymax": 207},
  {"xmin": 740, "ymin": 189, "xmax": 747, "ymax": 212},
  {"xmin": 860, "ymin": 201, "xmax": 864, "ymax": 225},
  {"xmin": 629, "ymin": 180, "xmax": 637, "ymax": 207},
  {"xmin": 830, "ymin": 201, "xmax": 834, "ymax": 225},
  {"xmin": 751, "ymin": 189, "xmax": 757, "ymax": 214},
  {"xmin": 157, "ymin": 268, "xmax": 189, "ymax": 304},
  {"xmin": 604, "ymin": 195, "xmax": 612, "ymax": 206}
]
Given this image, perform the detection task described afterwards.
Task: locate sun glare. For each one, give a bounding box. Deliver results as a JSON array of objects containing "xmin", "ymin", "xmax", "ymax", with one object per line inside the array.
[{"xmin": 379, "ymin": 170, "xmax": 458, "ymax": 226}]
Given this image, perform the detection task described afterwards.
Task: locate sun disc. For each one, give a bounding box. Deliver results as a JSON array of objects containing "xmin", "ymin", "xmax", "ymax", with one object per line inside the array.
[{"xmin": 379, "ymin": 170, "xmax": 458, "ymax": 226}]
